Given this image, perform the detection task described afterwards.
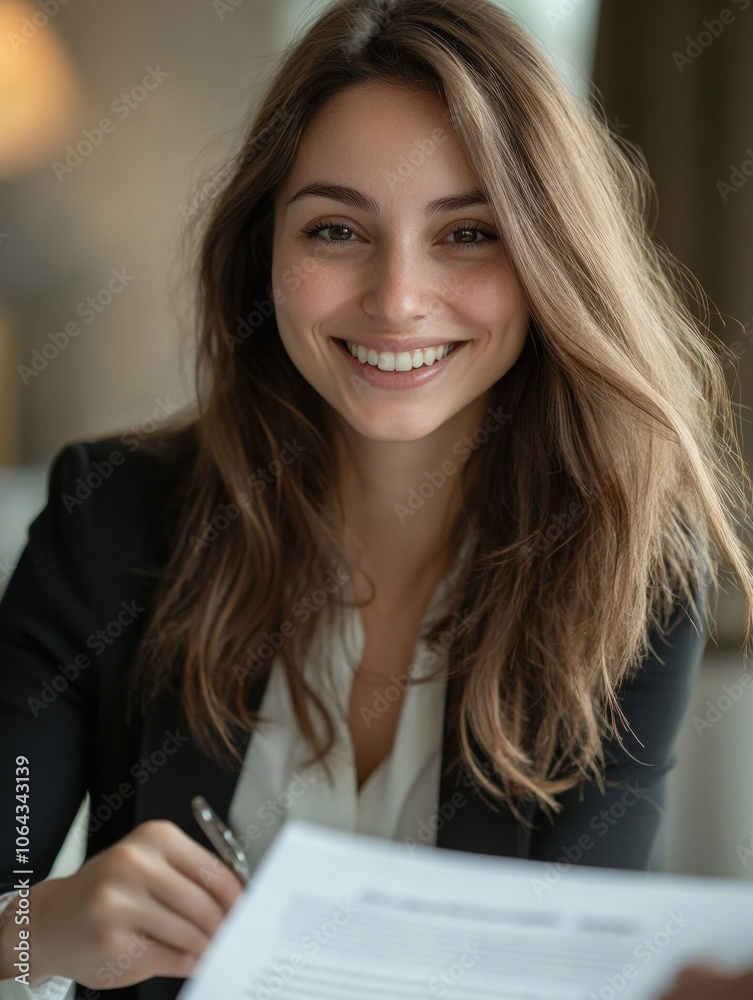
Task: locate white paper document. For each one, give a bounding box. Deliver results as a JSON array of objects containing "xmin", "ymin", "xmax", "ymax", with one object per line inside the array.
[{"xmin": 178, "ymin": 819, "xmax": 753, "ymax": 1000}]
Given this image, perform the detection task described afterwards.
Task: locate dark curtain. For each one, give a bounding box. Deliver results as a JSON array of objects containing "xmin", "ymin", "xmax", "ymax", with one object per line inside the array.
[{"xmin": 591, "ymin": 1, "xmax": 753, "ymax": 642}]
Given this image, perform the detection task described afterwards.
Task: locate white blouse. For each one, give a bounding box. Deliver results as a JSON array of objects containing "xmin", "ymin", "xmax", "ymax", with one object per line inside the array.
[
  {"xmin": 0, "ymin": 533, "xmax": 473, "ymax": 998},
  {"xmin": 226, "ymin": 539, "xmax": 469, "ymax": 874}
]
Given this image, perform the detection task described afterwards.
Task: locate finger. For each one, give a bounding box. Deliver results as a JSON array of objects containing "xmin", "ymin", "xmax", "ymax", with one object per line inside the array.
[
  {"xmin": 139, "ymin": 821, "xmax": 243, "ymax": 913},
  {"xmin": 163, "ymin": 837, "xmax": 244, "ymax": 912},
  {"xmin": 675, "ymin": 964, "xmax": 724, "ymax": 983},
  {"xmin": 128, "ymin": 895, "xmax": 211, "ymax": 959},
  {"xmin": 139, "ymin": 941, "xmax": 198, "ymax": 983},
  {"xmin": 81, "ymin": 937, "xmax": 198, "ymax": 989},
  {"xmin": 145, "ymin": 859, "xmax": 227, "ymax": 940},
  {"xmin": 654, "ymin": 981, "xmax": 704, "ymax": 1000},
  {"xmin": 656, "ymin": 964, "xmax": 724, "ymax": 1000}
]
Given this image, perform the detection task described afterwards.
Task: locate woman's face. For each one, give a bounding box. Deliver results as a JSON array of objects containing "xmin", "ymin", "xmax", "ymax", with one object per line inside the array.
[{"xmin": 271, "ymin": 81, "xmax": 529, "ymax": 443}]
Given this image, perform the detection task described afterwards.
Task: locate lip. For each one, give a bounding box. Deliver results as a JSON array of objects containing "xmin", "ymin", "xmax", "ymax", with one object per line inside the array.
[{"xmin": 331, "ymin": 337, "xmax": 469, "ymax": 390}]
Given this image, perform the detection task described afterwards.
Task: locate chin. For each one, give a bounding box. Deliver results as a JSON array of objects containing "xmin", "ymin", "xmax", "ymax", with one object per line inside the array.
[{"xmin": 339, "ymin": 411, "xmax": 448, "ymax": 443}]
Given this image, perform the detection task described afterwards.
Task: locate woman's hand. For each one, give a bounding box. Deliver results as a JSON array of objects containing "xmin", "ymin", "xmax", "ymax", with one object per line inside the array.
[
  {"xmin": 1, "ymin": 819, "xmax": 243, "ymax": 990},
  {"xmin": 655, "ymin": 962, "xmax": 753, "ymax": 999}
]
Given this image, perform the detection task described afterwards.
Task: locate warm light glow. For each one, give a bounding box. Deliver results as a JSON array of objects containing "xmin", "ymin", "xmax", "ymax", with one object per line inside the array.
[{"xmin": 0, "ymin": 0, "xmax": 82, "ymax": 177}]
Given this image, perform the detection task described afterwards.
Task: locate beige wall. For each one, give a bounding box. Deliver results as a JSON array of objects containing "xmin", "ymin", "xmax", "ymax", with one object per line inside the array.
[{"xmin": 2, "ymin": 0, "xmax": 284, "ymax": 464}]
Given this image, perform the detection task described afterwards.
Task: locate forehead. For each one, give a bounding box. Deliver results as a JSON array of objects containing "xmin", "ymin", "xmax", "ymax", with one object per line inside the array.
[{"xmin": 278, "ymin": 81, "xmax": 476, "ymax": 200}]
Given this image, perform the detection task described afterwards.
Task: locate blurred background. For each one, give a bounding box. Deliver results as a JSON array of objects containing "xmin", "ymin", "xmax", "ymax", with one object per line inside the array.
[{"xmin": 1, "ymin": 0, "xmax": 752, "ymax": 882}]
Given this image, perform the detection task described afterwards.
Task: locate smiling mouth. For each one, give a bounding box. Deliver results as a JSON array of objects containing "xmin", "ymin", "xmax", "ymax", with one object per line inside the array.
[{"xmin": 337, "ymin": 339, "xmax": 460, "ymax": 371}]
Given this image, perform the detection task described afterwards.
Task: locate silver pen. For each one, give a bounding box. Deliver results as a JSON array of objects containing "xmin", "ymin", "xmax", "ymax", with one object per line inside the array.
[{"xmin": 191, "ymin": 794, "xmax": 252, "ymax": 887}]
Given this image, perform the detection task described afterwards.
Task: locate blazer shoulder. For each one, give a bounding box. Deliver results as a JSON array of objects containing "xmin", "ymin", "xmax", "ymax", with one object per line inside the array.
[
  {"xmin": 46, "ymin": 424, "xmax": 199, "ymax": 573},
  {"xmin": 55, "ymin": 424, "xmax": 196, "ymax": 507}
]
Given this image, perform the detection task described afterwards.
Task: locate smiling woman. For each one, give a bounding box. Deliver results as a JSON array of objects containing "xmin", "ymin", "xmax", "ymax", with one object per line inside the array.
[{"xmin": 1, "ymin": 1, "xmax": 753, "ymax": 998}]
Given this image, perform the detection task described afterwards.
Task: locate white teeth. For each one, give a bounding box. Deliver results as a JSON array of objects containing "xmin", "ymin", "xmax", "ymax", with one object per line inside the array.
[{"xmin": 345, "ymin": 341, "xmax": 457, "ymax": 371}]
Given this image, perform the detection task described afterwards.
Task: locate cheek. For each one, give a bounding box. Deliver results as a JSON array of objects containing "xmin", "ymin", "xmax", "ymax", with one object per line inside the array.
[
  {"xmin": 277, "ymin": 288, "xmax": 321, "ymax": 337},
  {"xmin": 491, "ymin": 272, "xmax": 528, "ymax": 330},
  {"xmin": 274, "ymin": 285, "xmax": 331, "ymax": 366},
  {"xmin": 462, "ymin": 283, "xmax": 528, "ymax": 335},
  {"xmin": 273, "ymin": 236, "xmax": 343, "ymax": 301},
  {"xmin": 276, "ymin": 266, "xmax": 352, "ymax": 331},
  {"xmin": 448, "ymin": 262, "xmax": 525, "ymax": 314}
]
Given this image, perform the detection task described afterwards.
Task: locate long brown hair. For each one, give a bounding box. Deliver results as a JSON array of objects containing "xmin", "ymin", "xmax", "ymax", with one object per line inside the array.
[{"xmin": 123, "ymin": 0, "xmax": 753, "ymax": 819}]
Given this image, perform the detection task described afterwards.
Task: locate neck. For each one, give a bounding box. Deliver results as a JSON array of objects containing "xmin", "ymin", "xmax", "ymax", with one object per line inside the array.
[{"xmin": 332, "ymin": 394, "xmax": 488, "ymax": 603}]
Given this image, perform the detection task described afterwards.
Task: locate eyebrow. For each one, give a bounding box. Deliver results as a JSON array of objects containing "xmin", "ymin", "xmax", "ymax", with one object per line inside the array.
[{"xmin": 285, "ymin": 182, "xmax": 490, "ymax": 217}]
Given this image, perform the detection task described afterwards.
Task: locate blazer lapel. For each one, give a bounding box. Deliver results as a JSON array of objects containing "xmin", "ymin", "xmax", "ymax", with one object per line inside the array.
[
  {"xmin": 133, "ymin": 668, "xmax": 272, "ymax": 842},
  {"xmin": 435, "ymin": 674, "xmax": 536, "ymax": 858}
]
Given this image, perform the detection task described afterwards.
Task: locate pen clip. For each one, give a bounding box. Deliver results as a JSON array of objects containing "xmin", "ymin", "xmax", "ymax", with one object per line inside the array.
[{"xmin": 191, "ymin": 795, "xmax": 252, "ymax": 887}]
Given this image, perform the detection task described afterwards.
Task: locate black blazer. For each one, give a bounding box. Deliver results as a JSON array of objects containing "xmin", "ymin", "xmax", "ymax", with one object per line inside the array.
[{"xmin": 0, "ymin": 435, "xmax": 709, "ymax": 1000}]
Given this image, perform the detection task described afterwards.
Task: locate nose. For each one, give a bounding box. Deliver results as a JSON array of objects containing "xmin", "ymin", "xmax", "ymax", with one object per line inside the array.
[{"xmin": 360, "ymin": 239, "xmax": 443, "ymax": 326}]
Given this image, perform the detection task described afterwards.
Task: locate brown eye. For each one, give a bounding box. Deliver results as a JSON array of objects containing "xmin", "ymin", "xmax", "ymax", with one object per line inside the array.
[
  {"xmin": 444, "ymin": 224, "xmax": 499, "ymax": 250},
  {"xmin": 302, "ymin": 219, "xmax": 359, "ymax": 245},
  {"xmin": 320, "ymin": 225, "xmax": 352, "ymax": 241}
]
